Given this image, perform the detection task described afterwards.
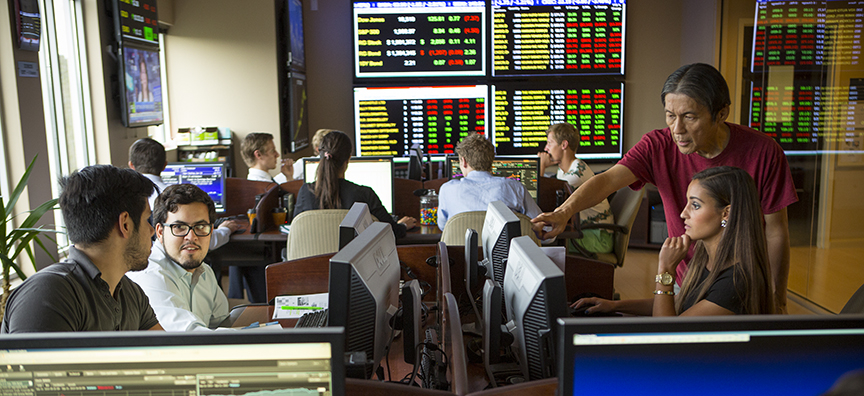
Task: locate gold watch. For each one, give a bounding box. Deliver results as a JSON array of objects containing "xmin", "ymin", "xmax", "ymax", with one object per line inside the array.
[{"xmin": 655, "ymin": 272, "xmax": 674, "ymax": 286}]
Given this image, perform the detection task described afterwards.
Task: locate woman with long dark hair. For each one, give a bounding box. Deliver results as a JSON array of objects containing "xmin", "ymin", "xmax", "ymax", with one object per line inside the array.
[
  {"xmin": 294, "ymin": 131, "xmax": 416, "ymax": 237},
  {"xmin": 573, "ymin": 166, "xmax": 775, "ymax": 316}
]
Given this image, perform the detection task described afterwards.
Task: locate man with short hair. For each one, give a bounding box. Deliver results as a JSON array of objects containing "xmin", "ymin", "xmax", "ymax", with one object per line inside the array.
[
  {"xmin": 127, "ymin": 184, "xmax": 229, "ymax": 331},
  {"xmin": 241, "ymin": 132, "xmax": 294, "ymax": 183},
  {"xmin": 437, "ymin": 133, "xmax": 543, "ymax": 230},
  {"xmin": 538, "ymin": 123, "xmax": 615, "ymax": 253},
  {"xmin": 128, "ymin": 137, "xmax": 240, "ymax": 249},
  {"xmin": 532, "ymin": 63, "xmax": 798, "ymax": 311},
  {"xmin": 1, "ymin": 165, "xmax": 163, "ymax": 333}
]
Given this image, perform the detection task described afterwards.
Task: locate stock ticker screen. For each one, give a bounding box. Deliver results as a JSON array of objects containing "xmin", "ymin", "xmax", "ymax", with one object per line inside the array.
[
  {"xmin": 354, "ymin": 85, "xmax": 488, "ymax": 157},
  {"xmin": 492, "ymin": 0, "xmax": 625, "ymax": 76},
  {"xmin": 492, "ymin": 82, "xmax": 623, "ymax": 158},
  {"xmin": 354, "ymin": 0, "xmax": 486, "ymax": 78}
]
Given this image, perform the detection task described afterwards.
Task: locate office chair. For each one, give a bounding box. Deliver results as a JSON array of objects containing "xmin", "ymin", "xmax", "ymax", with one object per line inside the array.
[
  {"xmin": 568, "ymin": 186, "xmax": 645, "ymax": 268},
  {"xmin": 840, "ymin": 283, "xmax": 864, "ymax": 314},
  {"xmin": 284, "ymin": 209, "xmax": 350, "ymax": 261},
  {"xmin": 440, "ymin": 210, "xmax": 540, "ymax": 246}
]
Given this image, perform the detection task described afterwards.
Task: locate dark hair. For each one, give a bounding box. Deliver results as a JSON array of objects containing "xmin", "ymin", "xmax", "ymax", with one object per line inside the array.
[
  {"xmin": 455, "ymin": 133, "xmax": 495, "ymax": 172},
  {"xmin": 59, "ymin": 165, "xmax": 154, "ymax": 246},
  {"xmin": 152, "ymin": 184, "xmax": 216, "ymax": 226},
  {"xmin": 676, "ymin": 166, "xmax": 775, "ymax": 315},
  {"xmin": 313, "ymin": 130, "xmax": 353, "ymax": 209},
  {"xmin": 128, "ymin": 138, "xmax": 166, "ymax": 175},
  {"xmin": 661, "ymin": 63, "xmax": 731, "ymax": 121},
  {"xmin": 240, "ymin": 132, "xmax": 274, "ymax": 167}
]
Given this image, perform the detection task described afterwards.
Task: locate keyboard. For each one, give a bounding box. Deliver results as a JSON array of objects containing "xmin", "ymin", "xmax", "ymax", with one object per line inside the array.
[{"xmin": 294, "ymin": 308, "xmax": 329, "ymax": 328}]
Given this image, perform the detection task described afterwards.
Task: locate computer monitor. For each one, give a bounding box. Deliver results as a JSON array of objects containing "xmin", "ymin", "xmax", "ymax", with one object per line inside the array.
[
  {"xmin": 449, "ymin": 157, "xmax": 540, "ymax": 201},
  {"xmin": 481, "ymin": 200, "xmax": 521, "ymax": 298},
  {"xmin": 503, "ymin": 235, "xmax": 569, "ymax": 382},
  {"xmin": 304, "ymin": 156, "xmax": 395, "ymax": 214},
  {"xmin": 557, "ymin": 315, "xmax": 864, "ymax": 396},
  {"xmin": 328, "ymin": 221, "xmax": 401, "ymax": 379},
  {"xmin": 161, "ymin": 162, "xmax": 228, "ymax": 212},
  {"xmin": 119, "ymin": 43, "xmax": 163, "ymax": 128},
  {"xmin": 339, "ymin": 202, "xmax": 374, "ymax": 249},
  {"xmin": 0, "ymin": 329, "xmax": 346, "ymax": 396}
]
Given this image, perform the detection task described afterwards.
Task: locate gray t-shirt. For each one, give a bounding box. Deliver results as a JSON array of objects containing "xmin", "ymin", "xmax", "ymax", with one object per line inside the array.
[{"xmin": 1, "ymin": 247, "xmax": 159, "ymax": 333}]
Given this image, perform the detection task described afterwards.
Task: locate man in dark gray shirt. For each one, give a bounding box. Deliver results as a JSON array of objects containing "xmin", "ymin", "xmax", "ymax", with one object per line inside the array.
[{"xmin": 1, "ymin": 165, "xmax": 163, "ymax": 333}]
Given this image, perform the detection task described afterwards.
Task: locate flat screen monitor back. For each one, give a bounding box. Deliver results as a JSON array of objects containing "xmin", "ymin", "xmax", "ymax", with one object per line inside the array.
[
  {"xmin": 161, "ymin": 162, "xmax": 227, "ymax": 212},
  {"xmin": 0, "ymin": 328, "xmax": 346, "ymax": 396},
  {"xmin": 339, "ymin": 202, "xmax": 374, "ymax": 249},
  {"xmin": 557, "ymin": 314, "xmax": 864, "ymax": 396},
  {"xmin": 328, "ymin": 221, "xmax": 400, "ymax": 379},
  {"xmin": 503, "ymin": 235, "xmax": 568, "ymax": 382},
  {"xmin": 304, "ymin": 156, "xmax": 395, "ymax": 214},
  {"xmin": 481, "ymin": 200, "xmax": 521, "ymax": 295}
]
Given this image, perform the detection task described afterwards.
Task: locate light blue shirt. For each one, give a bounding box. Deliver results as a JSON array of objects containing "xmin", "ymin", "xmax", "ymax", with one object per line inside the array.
[
  {"xmin": 437, "ymin": 171, "xmax": 542, "ymax": 230},
  {"xmin": 127, "ymin": 241, "xmax": 229, "ymax": 331}
]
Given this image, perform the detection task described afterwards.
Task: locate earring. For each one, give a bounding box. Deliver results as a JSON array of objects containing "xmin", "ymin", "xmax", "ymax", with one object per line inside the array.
[{"xmin": 721, "ymin": 219, "xmax": 727, "ymax": 228}]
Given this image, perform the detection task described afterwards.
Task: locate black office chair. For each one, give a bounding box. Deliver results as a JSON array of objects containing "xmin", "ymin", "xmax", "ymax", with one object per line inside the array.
[{"xmin": 840, "ymin": 283, "xmax": 864, "ymax": 314}]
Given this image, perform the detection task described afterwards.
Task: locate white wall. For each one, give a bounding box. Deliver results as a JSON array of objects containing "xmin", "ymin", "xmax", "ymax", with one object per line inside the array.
[{"xmin": 164, "ymin": 0, "xmax": 280, "ymax": 177}]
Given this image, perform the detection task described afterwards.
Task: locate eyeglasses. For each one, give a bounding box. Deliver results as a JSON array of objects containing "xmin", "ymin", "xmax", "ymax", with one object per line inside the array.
[{"xmin": 163, "ymin": 222, "xmax": 213, "ymax": 237}]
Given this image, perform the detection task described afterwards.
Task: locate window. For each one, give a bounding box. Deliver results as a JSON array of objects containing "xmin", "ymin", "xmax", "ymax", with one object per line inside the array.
[{"xmin": 39, "ymin": 0, "xmax": 95, "ymax": 250}]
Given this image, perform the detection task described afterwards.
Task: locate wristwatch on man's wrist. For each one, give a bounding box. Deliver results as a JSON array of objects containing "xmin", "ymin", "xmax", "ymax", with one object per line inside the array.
[{"xmin": 655, "ymin": 272, "xmax": 674, "ymax": 286}]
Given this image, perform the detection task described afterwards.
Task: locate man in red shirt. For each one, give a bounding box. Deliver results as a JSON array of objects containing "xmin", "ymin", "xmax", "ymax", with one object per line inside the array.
[{"xmin": 532, "ymin": 63, "xmax": 798, "ymax": 312}]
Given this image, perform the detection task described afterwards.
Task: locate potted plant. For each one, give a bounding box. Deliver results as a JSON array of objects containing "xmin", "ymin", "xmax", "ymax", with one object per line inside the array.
[{"xmin": 0, "ymin": 157, "xmax": 60, "ymax": 318}]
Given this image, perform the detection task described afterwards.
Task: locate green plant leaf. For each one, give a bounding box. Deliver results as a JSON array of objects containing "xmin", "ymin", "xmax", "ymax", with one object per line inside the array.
[{"xmin": 4, "ymin": 157, "xmax": 37, "ymax": 223}]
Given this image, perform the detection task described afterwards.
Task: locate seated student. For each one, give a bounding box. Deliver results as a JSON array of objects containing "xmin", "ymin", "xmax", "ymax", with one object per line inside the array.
[
  {"xmin": 537, "ymin": 123, "xmax": 615, "ymax": 253},
  {"xmin": 293, "ymin": 128, "xmax": 336, "ymax": 181},
  {"xmin": 128, "ymin": 137, "xmax": 240, "ymax": 249},
  {"xmin": 1, "ymin": 165, "xmax": 163, "ymax": 333},
  {"xmin": 572, "ymin": 166, "xmax": 775, "ymax": 316},
  {"xmin": 127, "ymin": 184, "xmax": 230, "ymax": 331},
  {"xmin": 437, "ymin": 133, "xmax": 543, "ymax": 230},
  {"xmin": 241, "ymin": 132, "xmax": 294, "ymax": 184},
  {"xmin": 232, "ymin": 132, "xmax": 293, "ymax": 302},
  {"xmin": 294, "ymin": 130, "xmax": 417, "ymax": 237}
]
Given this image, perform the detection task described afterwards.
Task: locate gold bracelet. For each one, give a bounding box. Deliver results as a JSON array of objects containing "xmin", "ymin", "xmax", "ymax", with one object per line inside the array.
[{"xmin": 653, "ymin": 290, "xmax": 675, "ymax": 296}]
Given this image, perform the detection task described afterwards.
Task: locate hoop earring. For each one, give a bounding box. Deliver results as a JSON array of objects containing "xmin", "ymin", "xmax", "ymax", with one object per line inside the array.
[{"xmin": 721, "ymin": 219, "xmax": 727, "ymax": 228}]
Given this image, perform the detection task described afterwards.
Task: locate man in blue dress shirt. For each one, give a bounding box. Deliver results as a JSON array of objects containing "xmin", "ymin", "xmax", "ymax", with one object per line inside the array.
[{"xmin": 437, "ymin": 133, "xmax": 542, "ymax": 230}]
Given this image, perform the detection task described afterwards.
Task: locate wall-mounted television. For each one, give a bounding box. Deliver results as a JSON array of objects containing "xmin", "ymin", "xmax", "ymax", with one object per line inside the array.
[
  {"xmin": 492, "ymin": 81, "xmax": 623, "ymax": 159},
  {"xmin": 491, "ymin": 0, "xmax": 626, "ymax": 77},
  {"xmin": 112, "ymin": 0, "xmax": 159, "ymax": 46},
  {"xmin": 353, "ymin": 0, "xmax": 486, "ymax": 79},
  {"xmin": 354, "ymin": 85, "xmax": 488, "ymax": 157},
  {"xmin": 120, "ymin": 43, "xmax": 163, "ymax": 128}
]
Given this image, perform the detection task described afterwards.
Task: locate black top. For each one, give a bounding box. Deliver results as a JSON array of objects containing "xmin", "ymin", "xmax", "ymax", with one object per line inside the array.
[
  {"xmin": 1, "ymin": 247, "xmax": 160, "ymax": 333},
  {"xmin": 679, "ymin": 265, "xmax": 745, "ymax": 314},
  {"xmin": 294, "ymin": 179, "xmax": 407, "ymax": 238}
]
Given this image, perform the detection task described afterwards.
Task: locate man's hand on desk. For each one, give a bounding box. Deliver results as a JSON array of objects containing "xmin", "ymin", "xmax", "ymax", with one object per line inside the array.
[
  {"xmin": 398, "ymin": 216, "xmax": 417, "ymax": 230},
  {"xmin": 218, "ymin": 219, "xmax": 244, "ymax": 234}
]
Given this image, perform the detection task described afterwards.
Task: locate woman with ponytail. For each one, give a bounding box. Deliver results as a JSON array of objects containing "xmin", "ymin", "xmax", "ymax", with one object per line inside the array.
[
  {"xmin": 572, "ymin": 166, "xmax": 775, "ymax": 316},
  {"xmin": 294, "ymin": 131, "xmax": 416, "ymax": 237}
]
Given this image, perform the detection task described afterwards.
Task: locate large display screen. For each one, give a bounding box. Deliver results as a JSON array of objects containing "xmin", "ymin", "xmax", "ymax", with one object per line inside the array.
[
  {"xmin": 354, "ymin": 85, "xmax": 488, "ymax": 157},
  {"xmin": 746, "ymin": 0, "xmax": 864, "ymax": 154},
  {"xmin": 353, "ymin": 0, "xmax": 486, "ymax": 78},
  {"xmin": 121, "ymin": 44, "xmax": 163, "ymax": 127},
  {"xmin": 113, "ymin": 0, "xmax": 159, "ymax": 46},
  {"xmin": 492, "ymin": 0, "xmax": 625, "ymax": 76},
  {"xmin": 492, "ymin": 81, "xmax": 623, "ymax": 158}
]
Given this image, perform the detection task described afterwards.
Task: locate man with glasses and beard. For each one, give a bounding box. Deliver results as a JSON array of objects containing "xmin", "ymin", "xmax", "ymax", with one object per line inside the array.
[
  {"xmin": 1, "ymin": 165, "xmax": 162, "ymax": 333},
  {"xmin": 127, "ymin": 184, "xmax": 230, "ymax": 331}
]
